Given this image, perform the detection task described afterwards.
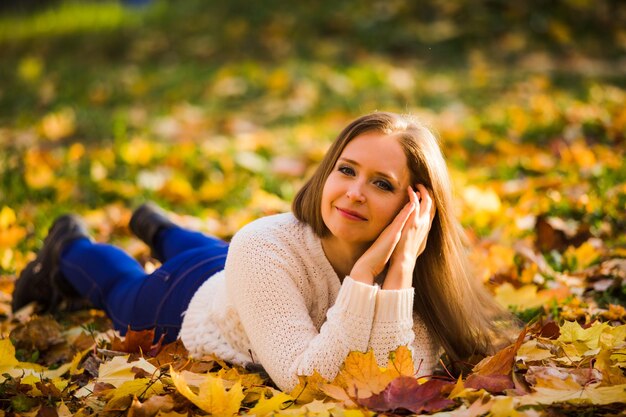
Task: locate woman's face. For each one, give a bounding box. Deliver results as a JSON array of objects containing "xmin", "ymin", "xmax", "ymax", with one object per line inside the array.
[{"xmin": 321, "ymin": 131, "xmax": 412, "ymax": 247}]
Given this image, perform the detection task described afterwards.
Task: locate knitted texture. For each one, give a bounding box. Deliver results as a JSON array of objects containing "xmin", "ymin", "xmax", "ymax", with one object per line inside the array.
[{"xmin": 179, "ymin": 213, "xmax": 438, "ymax": 391}]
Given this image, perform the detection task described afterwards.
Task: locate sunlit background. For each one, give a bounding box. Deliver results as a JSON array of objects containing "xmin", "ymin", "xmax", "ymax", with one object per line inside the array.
[
  {"xmin": 1, "ymin": 2, "xmax": 626, "ymax": 414},
  {"xmin": 1, "ymin": 0, "xmax": 625, "ymax": 317}
]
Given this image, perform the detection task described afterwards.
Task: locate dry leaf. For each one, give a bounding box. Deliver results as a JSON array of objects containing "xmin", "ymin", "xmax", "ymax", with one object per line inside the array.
[{"xmin": 170, "ymin": 366, "xmax": 244, "ymax": 416}]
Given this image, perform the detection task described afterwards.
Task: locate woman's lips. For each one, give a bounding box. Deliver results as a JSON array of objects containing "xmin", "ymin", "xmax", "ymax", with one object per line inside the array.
[{"xmin": 336, "ymin": 207, "xmax": 367, "ymax": 221}]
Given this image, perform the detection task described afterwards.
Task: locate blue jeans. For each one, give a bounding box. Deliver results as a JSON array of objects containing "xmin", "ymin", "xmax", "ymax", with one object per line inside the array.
[{"xmin": 60, "ymin": 227, "xmax": 228, "ymax": 343}]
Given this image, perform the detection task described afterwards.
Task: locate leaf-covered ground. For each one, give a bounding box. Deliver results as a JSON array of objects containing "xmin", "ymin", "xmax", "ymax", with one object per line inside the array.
[{"xmin": 1, "ymin": 1, "xmax": 625, "ymax": 415}]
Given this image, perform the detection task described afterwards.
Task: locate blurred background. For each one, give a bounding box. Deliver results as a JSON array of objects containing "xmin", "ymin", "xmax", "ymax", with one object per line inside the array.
[{"xmin": 0, "ymin": 0, "xmax": 625, "ymax": 319}]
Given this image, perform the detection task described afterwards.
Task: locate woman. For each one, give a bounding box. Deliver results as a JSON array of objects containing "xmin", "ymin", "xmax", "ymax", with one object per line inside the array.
[{"xmin": 12, "ymin": 112, "xmax": 509, "ymax": 392}]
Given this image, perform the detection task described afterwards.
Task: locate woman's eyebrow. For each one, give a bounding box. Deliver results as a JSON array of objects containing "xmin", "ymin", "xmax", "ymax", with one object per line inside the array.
[{"xmin": 338, "ymin": 157, "xmax": 401, "ymax": 186}]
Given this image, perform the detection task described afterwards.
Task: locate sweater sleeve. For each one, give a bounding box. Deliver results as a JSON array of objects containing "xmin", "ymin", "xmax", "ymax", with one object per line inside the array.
[
  {"xmin": 369, "ymin": 288, "xmax": 438, "ymax": 376},
  {"xmin": 225, "ymin": 228, "xmax": 379, "ymax": 392}
]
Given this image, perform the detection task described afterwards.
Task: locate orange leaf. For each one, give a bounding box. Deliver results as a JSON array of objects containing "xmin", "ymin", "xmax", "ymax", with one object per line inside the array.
[
  {"xmin": 288, "ymin": 371, "xmax": 328, "ymax": 404},
  {"xmin": 111, "ymin": 327, "xmax": 164, "ymax": 356},
  {"xmin": 386, "ymin": 345, "xmax": 415, "ymax": 378},
  {"xmin": 473, "ymin": 327, "xmax": 528, "ymax": 376},
  {"xmin": 332, "ymin": 350, "xmax": 393, "ymax": 399}
]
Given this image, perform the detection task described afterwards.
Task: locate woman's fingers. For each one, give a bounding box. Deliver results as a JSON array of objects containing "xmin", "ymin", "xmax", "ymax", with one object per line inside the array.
[
  {"xmin": 384, "ymin": 199, "xmax": 416, "ymax": 246},
  {"xmin": 350, "ymin": 199, "xmax": 416, "ymax": 283},
  {"xmin": 415, "ymin": 184, "xmax": 432, "ymax": 218}
]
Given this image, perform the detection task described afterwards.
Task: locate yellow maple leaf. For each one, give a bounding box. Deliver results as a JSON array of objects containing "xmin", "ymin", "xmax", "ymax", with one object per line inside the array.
[
  {"xmin": 332, "ymin": 350, "xmax": 393, "ymax": 399},
  {"xmin": 289, "ymin": 371, "xmax": 328, "ymax": 404},
  {"xmin": 558, "ymin": 320, "xmax": 610, "ymax": 354},
  {"xmin": 247, "ymin": 391, "xmax": 293, "ymax": 416},
  {"xmin": 217, "ymin": 367, "xmax": 265, "ymax": 388},
  {"xmin": 98, "ymin": 355, "xmax": 160, "ymax": 387},
  {"xmin": 519, "ymin": 384, "xmax": 626, "ymax": 406},
  {"xmin": 610, "ymin": 348, "xmax": 626, "ymax": 368},
  {"xmin": 595, "ymin": 349, "xmax": 626, "ymax": 385},
  {"xmin": 385, "ymin": 345, "xmax": 414, "ymax": 378},
  {"xmin": 516, "ymin": 339, "xmax": 554, "ymax": 363},
  {"xmin": 170, "ymin": 366, "xmax": 244, "ymax": 416},
  {"xmin": 105, "ymin": 378, "xmax": 165, "ymax": 404}
]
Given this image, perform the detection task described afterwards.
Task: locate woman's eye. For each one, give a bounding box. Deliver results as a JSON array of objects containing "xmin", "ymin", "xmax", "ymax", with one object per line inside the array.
[
  {"xmin": 338, "ymin": 166, "xmax": 355, "ymax": 176},
  {"xmin": 374, "ymin": 180, "xmax": 393, "ymax": 191}
]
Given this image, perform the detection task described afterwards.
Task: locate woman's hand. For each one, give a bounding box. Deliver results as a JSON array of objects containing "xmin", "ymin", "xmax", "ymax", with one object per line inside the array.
[
  {"xmin": 383, "ymin": 184, "xmax": 436, "ymax": 289},
  {"xmin": 349, "ymin": 198, "xmax": 417, "ymax": 285}
]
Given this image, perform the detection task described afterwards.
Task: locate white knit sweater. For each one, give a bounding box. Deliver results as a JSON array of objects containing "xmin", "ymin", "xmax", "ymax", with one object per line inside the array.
[{"xmin": 179, "ymin": 213, "xmax": 439, "ymax": 392}]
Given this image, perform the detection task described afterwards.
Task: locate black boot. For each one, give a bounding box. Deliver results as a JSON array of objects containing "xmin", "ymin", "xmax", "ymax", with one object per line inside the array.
[
  {"xmin": 129, "ymin": 202, "xmax": 176, "ymax": 262},
  {"xmin": 12, "ymin": 214, "xmax": 92, "ymax": 314}
]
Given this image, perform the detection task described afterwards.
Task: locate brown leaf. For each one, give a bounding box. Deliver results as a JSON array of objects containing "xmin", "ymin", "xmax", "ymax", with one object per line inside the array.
[
  {"xmin": 535, "ymin": 215, "xmax": 591, "ymax": 252},
  {"xmin": 131, "ymin": 366, "xmax": 153, "ymax": 379},
  {"xmin": 92, "ymin": 382, "xmax": 116, "ymax": 398},
  {"xmin": 72, "ymin": 331, "xmax": 97, "ymax": 351},
  {"xmin": 127, "ymin": 395, "xmax": 174, "ymax": 417},
  {"xmin": 36, "ymin": 405, "xmax": 58, "ymax": 417},
  {"xmin": 359, "ymin": 377, "xmax": 455, "ymax": 413},
  {"xmin": 538, "ymin": 321, "xmax": 561, "ymax": 339},
  {"xmin": 10, "ymin": 315, "xmax": 64, "ymax": 352},
  {"xmin": 148, "ymin": 339, "xmax": 190, "ymax": 370},
  {"xmin": 473, "ymin": 327, "xmax": 527, "ymax": 376},
  {"xmin": 35, "ymin": 381, "xmax": 62, "ymax": 398},
  {"xmin": 110, "ymin": 327, "xmax": 164, "ymax": 356}
]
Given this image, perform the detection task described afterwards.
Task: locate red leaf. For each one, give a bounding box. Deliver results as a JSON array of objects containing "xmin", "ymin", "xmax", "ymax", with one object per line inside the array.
[
  {"xmin": 359, "ymin": 377, "xmax": 455, "ymax": 413},
  {"xmin": 465, "ymin": 373, "xmax": 514, "ymax": 393}
]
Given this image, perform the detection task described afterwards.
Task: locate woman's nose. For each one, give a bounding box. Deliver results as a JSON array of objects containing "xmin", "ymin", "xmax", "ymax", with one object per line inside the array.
[{"xmin": 346, "ymin": 183, "xmax": 366, "ymax": 203}]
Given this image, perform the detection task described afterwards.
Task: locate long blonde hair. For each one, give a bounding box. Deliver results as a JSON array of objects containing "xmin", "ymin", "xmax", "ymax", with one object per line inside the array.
[{"xmin": 293, "ymin": 111, "xmax": 513, "ymax": 368}]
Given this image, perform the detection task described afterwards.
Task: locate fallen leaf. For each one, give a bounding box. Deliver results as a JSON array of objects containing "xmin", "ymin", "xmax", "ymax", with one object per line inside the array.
[
  {"xmin": 359, "ymin": 377, "xmax": 455, "ymax": 414},
  {"xmin": 111, "ymin": 327, "xmax": 163, "ymax": 355},
  {"xmin": 518, "ymin": 383, "xmax": 626, "ymax": 406},
  {"xmin": 464, "ymin": 373, "xmax": 514, "ymax": 393},
  {"xmin": 516, "ymin": 339, "xmax": 554, "ymax": 363},
  {"xmin": 9, "ymin": 316, "xmax": 64, "ymax": 352},
  {"xmin": 386, "ymin": 345, "xmax": 415, "ymax": 378},
  {"xmin": 247, "ymin": 391, "xmax": 293, "ymax": 416},
  {"xmin": 289, "ymin": 371, "xmax": 328, "ymax": 404},
  {"xmin": 473, "ymin": 327, "xmax": 527, "ymax": 376},
  {"xmin": 319, "ymin": 383, "xmax": 356, "ymax": 408},
  {"xmin": 558, "ymin": 320, "xmax": 610, "ymax": 354},
  {"xmin": 170, "ymin": 366, "xmax": 244, "ymax": 416},
  {"xmin": 127, "ymin": 395, "xmax": 175, "ymax": 417},
  {"xmin": 97, "ymin": 355, "xmax": 160, "ymax": 387},
  {"xmin": 332, "ymin": 350, "xmax": 393, "ymax": 398}
]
